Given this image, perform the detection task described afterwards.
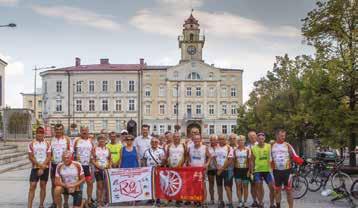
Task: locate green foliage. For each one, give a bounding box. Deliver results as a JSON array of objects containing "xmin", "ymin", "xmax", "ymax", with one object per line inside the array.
[{"xmin": 8, "ymin": 112, "xmax": 31, "ymax": 135}]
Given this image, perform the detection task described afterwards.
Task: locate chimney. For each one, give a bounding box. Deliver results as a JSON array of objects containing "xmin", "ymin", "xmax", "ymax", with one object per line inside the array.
[
  {"xmin": 75, "ymin": 57, "xmax": 81, "ymax": 66},
  {"xmin": 140, "ymin": 58, "xmax": 144, "ymax": 65},
  {"xmin": 100, "ymin": 58, "xmax": 109, "ymax": 65}
]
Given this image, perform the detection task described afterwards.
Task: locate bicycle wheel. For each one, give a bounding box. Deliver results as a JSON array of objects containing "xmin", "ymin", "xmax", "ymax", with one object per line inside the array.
[
  {"xmin": 350, "ymin": 180, "xmax": 358, "ymax": 199},
  {"xmin": 331, "ymin": 171, "xmax": 352, "ymax": 189},
  {"xmin": 292, "ymin": 175, "xmax": 308, "ymax": 199},
  {"xmin": 306, "ymin": 169, "xmax": 322, "ymax": 192}
]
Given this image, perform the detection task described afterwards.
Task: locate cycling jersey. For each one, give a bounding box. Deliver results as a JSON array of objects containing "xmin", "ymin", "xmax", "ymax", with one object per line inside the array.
[
  {"xmin": 271, "ymin": 142, "xmax": 297, "ymax": 170},
  {"xmin": 167, "ymin": 143, "xmax": 186, "ymax": 167},
  {"xmin": 251, "ymin": 143, "xmax": 271, "ymax": 172},
  {"xmin": 143, "ymin": 147, "xmax": 165, "ymax": 167},
  {"xmin": 55, "ymin": 161, "xmax": 84, "ymax": 191},
  {"xmin": 234, "ymin": 147, "xmax": 251, "ymax": 168},
  {"xmin": 215, "ymin": 145, "xmax": 234, "ymax": 169},
  {"xmin": 106, "ymin": 143, "xmax": 122, "ymax": 165},
  {"xmin": 208, "ymin": 145, "xmax": 217, "ymax": 170},
  {"xmin": 73, "ymin": 137, "xmax": 94, "ymax": 166},
  {"xmin": 28, "ymin": 139, "xmax": 51, "ymax": 168},
  {"xmin": 189, "ymin": 145, "xmax": 207, "ymax": 167},
  {"xmin": 93, "ymin": 146, "xmax": 111, "ymax": 169},
  {"xmin": 50, "ymin": 136, "xmax": 71, "ymax": 164}
]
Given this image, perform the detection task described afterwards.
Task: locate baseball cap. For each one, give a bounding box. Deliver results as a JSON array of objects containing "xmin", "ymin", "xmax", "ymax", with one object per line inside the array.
[
  {"xmin": 120, "ymin": 129, "xmax": 128, "ymax": 135},
  {"xmin": 257, "ymin": 132, "xmax": 266, "ymax": 137}
]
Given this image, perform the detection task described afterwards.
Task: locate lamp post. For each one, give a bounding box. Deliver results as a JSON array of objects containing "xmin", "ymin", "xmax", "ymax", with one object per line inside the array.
[
  {"xmin": 0, "ymin": 23, "xmax": 16, "ymax": 28},
  {"xmin": 33, "ymin": 66, "xmax": 55, "ymax": 122},
  {"xmin": 174, "ymin": 80, "xmax": 181, "ymax": 132}
]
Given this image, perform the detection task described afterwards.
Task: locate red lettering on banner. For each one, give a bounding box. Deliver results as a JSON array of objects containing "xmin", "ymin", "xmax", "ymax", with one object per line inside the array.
[{"xmin": 117, "ymin": 179, "xmax": 143, "ymax": 198}]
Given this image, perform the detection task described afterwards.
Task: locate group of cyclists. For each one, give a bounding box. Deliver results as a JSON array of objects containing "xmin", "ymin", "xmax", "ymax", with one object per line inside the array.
[{"xmin": 27, "ymin": 123, "xmax": 303, "ymax": 208}]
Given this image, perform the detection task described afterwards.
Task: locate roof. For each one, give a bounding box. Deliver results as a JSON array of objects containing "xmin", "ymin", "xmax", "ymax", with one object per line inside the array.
[
  {"xmin": 184, "ymin": 13, "xmax": 199, "ymax": 26},
  {"xmin": 0, "ymin": 58, "xmax": 7, "ymax": 66},
  {"xmin": 44, "ymin": 64, "xmax": 143, "ymax": 73},
  {"xmin": 145, "ymin": 65, "xmax": 172, "ymax": 70}
]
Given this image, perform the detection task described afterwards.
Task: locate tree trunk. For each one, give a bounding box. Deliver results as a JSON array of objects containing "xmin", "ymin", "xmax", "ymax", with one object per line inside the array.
[{"xmin": 349, "ymin": 88, "xmax": 356, "ymax": 166}]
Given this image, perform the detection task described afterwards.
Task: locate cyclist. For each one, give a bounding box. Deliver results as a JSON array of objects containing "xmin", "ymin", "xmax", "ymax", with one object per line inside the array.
[
  {"xmin": 106, "ymin": 131, "xmax": 122, "ymax": 168},
  {"xmin": 271, "ymin": 129, "xmax": 303, "ymax": 208},
  {"xmin": 167, "ymin": 132, "xmax": 186, "ymax": 168},
  {"xmin": 247, "ymin": 130, "xmax": 259, "ymax": 207},
  {"xmin": 207, "ymin": 134, "xmax": 218, "ymax": 205},
  {"xmin": 251, "ymin": 132, "xmax": 275, "ymax": 208}
]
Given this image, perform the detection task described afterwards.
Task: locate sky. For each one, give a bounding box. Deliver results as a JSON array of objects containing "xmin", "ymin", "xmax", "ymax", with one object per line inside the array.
[{"xmin": 0, "ymin": 0, "xmax": 317, "ymax": 108}]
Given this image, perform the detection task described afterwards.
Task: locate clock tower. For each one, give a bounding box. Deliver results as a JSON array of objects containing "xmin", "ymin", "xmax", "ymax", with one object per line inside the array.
[{"xmin": 178, "ymin": 12, "xmax": 205, "ymax": 63}]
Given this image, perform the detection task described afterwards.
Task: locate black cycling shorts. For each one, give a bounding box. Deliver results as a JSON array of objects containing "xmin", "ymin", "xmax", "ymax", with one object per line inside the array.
[
  {"xmin": 63, "ymin": 189, "xmax": 82, "ymax": 206},
  {"xmin": 273, "ymin": 169, "xmax": 292, "ymax": 190},
  {"xmin": 207, "ymin": 169, "xmax": 217, "ymax": 176},
  {"xmin": 216, "ymin": 170, "xmax": 233, "ymax": 187},
  {"xmin": 29, "ymin": 168, "xmax": 49, "ymax": 182},
  {"xmin": 95, "ymin": 169, "xmax": 106, "ymax": 181},
  {"xmin": 50, "ymin": 163, "xmax": 58, "ymax": 179}
]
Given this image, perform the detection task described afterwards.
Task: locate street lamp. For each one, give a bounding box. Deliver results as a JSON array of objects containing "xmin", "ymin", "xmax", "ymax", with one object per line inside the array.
[
  {"xmin": 0, "ymin": 23, "xmax": 16, "ymax": 28},
  {"xmin": 33, "ymin": 66, "xmax": 55, "ymax": 122}
]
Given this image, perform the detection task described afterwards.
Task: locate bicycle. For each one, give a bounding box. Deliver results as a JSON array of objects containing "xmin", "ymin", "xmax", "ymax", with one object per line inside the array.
[
  {"xmin": 350, "ymin": 179, "xmax": 358, "ymax": 200},
  {"xmin": 322, "ymin": 176, "xmax": 356, "ymax": 208},
  {"xmin": 291, "ymin": 163, "xmax": 309, "ymax": 199}
]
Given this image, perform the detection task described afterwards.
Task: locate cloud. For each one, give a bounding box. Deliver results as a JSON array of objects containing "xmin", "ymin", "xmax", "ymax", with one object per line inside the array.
[
  {"xmin": 0, "ymin": 54, "xmax": 24, "ymax": 76},
  {"xmin": 130, "ymin": 2, "xmax": 300, "ymax": 39},
  {"xmin": 31, "ymin": 5, "xmax": 121, "ymax": 31},
  {"xmin": 0, "ymin": 0, "xmax": 18, "ymax": 6}
]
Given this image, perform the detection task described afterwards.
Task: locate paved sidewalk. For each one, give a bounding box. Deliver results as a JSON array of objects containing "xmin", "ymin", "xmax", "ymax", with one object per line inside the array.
[{"xmin": 0, "ymin": 169, "xmax": 356, "ymax": 208}]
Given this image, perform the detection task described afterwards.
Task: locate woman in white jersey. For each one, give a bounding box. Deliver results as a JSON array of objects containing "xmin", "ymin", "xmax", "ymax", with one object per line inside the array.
[
  {"xmin": 187, "ymin": 134, "xmax": 211, "ymax": 207},
  {"xmin": 92, "ymin": 134, "xmax": 112, "ymax": 208}
]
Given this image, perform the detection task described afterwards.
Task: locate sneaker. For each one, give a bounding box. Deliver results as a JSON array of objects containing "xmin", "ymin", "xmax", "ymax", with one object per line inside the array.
[
  {"xmin": 237, "ymin": 201, "xmax": 242, "ymax": 208},
  {"xmin": 242, "ymin": 202, "xmax": 248, "ymax": 208},
  {"xmin": 218, "ymin": 201, "xmax": 225, "ymax": 208},
  {"xmin": 251, "ymin": 201, "xmax": 258, "ymax": 207},
  {"xmin": 48, "ymin": 203, "xmax": 56, "ymax": 208},
  {"xmin": 227, "ymin": 203, "xmax": 234, "ymax": 208}
]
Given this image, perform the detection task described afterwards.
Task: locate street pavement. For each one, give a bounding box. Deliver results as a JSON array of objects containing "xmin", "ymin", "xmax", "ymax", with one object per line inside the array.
[{"xmin": 0, "ymin": 168, "xmax": 356, "ymax": 208}]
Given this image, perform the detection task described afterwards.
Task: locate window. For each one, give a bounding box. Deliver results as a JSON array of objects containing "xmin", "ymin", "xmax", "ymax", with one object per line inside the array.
[
  {"xmin": 231, "ymin": 104, "xmax": 237, "ymax": 115},
  {"xmin": 186, "ymin": 105, "xmax": 192, "ymax": 117},
  {"xmin": 209, "ymin": 104, "xmax": 215, "ymax": 115},
  {"xmin": 187, "ymin": 72, "xmax": 201, "ymax": 80},
  {"xmin": 102, "ymin": 81, "xmax": 108, "ymax": 92},
  {"xmin": 129, "ymin": 80, "xmax": 135, "ymax": 92},
  {"xmin": 153, "ymin": 125, "xmax": 157, "ymax": 132},
  {"xmin": 159, "ymin": 86, "xmax": 165, "ymax": 97},
  {"xmin": 231, "ymin": 88, "xmax": 236, "ymax": 97},
  {"xmin": 128, "ymin": 99, "xmax": 135, "ymax": 111},
  {"xmin": 89, "ymin": 81, "xmax": 95, "ymax": 93},
  {"xmin": 38, "ymin": 100, "xmax": 42, "ymax": 107},
  {"xmin": 44, "ymin": 81, "xmax": 47, "ymax": 93},
  {"xmin": 222, "ymin": 125, "xmax": 227, "ymax": 134},
  {"xmin": 56, "ymin": 100, "xmax": 62, "ymax": 112},
  {"xmin": 145, "ymin": 88, "xmax": 151, "ymax": 97},
  {"xmin": 173, "ymin": 104, "xmax": 178, "ymax": 115},
  {"xmin": 186, "ymin": 87, "xmax": 192, "ymax": 96},
  {"xmin": 221, "ymin": 87, "xmax": 227, "ymax": 97},
  {"xmin": 222, "ymin": 104, "xmax": 227, "ymax": 114},
  {"xmin": 209, "ymin": 88, "xmax": 215, "ymax": 97},
  {"xmin": 196, "ymin": 104, "xmax": 201, "ymax": 115},
  {"xmin": 159, "ymin": 125, "xmax": 165, "ymax": 134},
  {"xmin": 76, "ymin": 100, "xmax": 82, "ymax": 112},
  {"xmin": 173, "ymin": 86, "xmax": 178, "ymax": 97},
  {"xmin": 116, "ymin": 120, "xmax": 121, "ymax": 132},
  {"xmin": 115, "ymin": 81, "xmax": 121, "ymax": 93},
  {"xmin": 159, "ymin": 104, "xmax": 165, "ymax": 115},
  {"xmin": 89, "ymin": 100, "xmax": 95, "ymax": 112},
  {"xmin": 56, "ymin": 81, "xmax": 62, "ymax": 93},
  {"xmin": 231, "ymin": 125, "xmax": 236, "ymax": 133},
  {"xmin": 28, "ymin": 100, "xmax": 33, "ymax": 108},
  {"xmin": 196, "ymin": 87, "xmax": 201, "ymax": 96},
  {"xmin": 115, "ymin": 100, "xmax": 122, "ymax": 111},
  {"xmin": 38, "ymin": 112, "xmax": 42, "ymax": 119},
  {"xmin": 145, "ymin": 104, "xmax": 151, "ymax": 115},
  {"xmin": 190, "ymin": 33, "xmax": 194, "ymax": 41},
  {"xmin": 209, "ymin": 72, "xmax": 214, "ymax": 80},
  {"xmin": 89, "ymin": 120, "xmax": 94, "ymax": 132},
  {"xmin": 168, "ymin": 125, "xmax": 172, "ymax": 131},
  {"xmin": 209, "ymin": 125, "xmax": 215, "ymax": 134},
  {"xmin": 76, "ymin": 81, "xmax": 82, "ymax": 93},
  {"xmin": 173, "ymin": 71, "xmax": 178, "ymax": 78},
  {"xmin": 102, "ymin": 99, "xmax": 108, "ymax": 111},
  {"xmin": 102, "ymin": 120, "xmax": 108, "ymax": 129}
]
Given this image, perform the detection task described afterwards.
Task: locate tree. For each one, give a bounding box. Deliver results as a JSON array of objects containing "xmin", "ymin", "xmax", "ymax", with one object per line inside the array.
[{"xmin": 302, "ymin": 0, "xmax": 357, "ymax": 166}]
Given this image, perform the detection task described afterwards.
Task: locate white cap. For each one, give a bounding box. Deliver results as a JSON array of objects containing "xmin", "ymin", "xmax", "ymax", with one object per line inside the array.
[{"xmin": 120, "ymin": 129, "xmax": 128, "ymax": 134}]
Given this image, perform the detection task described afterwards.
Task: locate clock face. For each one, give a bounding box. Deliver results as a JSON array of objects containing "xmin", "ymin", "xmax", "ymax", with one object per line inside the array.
[{"xmin": 187, "ymin": 45, "xmax": 196, "ymax": 55}]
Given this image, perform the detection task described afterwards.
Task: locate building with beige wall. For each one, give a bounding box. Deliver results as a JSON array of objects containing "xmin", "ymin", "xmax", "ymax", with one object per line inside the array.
[
  {"xmin": 20, "ymin": 89, "xmax": 43, "ymax": 123},
  {"xmin": 40, "ymin": 13, "xmax": 243, "ymax": 136},
  {"xmin": 0, "ymin": 58, "xmax": 7, "ymax": 110}
]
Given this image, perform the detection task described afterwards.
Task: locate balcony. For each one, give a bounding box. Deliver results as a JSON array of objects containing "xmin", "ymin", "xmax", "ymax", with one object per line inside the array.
[
  {"xmin": 184, "ymin": 112, "xmax": 204, "ymax": 120},
  {"xmin": 178, "ymin": 35, "xmax": 205, "ymax": 42}
]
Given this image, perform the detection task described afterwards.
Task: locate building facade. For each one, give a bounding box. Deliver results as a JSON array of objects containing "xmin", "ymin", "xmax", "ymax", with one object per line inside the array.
[
  {"xmin": 0, "ymin": 58, "xmax": 7, "ymax": 110},
  {"xmin": 20, "ymin": 89, "xmax": 43, "ymax": 123},
  {"xmin": 40, "ymin": 14, "xmax": 243, "ymax": 137}
]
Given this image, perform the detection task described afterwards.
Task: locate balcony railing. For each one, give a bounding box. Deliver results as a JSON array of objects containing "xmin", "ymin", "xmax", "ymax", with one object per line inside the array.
[{"xmin": 184, "ymin": 112, "xmax": 204, "ymax": 120}]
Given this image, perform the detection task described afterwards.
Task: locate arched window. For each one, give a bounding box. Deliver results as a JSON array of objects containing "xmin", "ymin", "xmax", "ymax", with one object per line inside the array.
[
  {"xmin": 190, "ymin": 33, "xmax": 194, "ymax": 41},
  {"xmin": 187, "ymin": 72, "xmax": 201, "ymax": 80}
]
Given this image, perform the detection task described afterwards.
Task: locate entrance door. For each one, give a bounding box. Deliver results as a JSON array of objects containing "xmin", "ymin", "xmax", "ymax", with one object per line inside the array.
[{"xmin": 127, "ymin": 120, "xmax": 137, "ymax": 137}]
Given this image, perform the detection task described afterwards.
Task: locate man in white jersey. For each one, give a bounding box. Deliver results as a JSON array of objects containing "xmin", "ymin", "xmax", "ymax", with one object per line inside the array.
[
  {"xmin": 27, "ymin": 127, "xmax": 51, "ymax": 208},
  {"xmin": 187, "ymin": 134, "xmax": 211, "ymax": 207},
  {"xmin": 49, "ymin": 124, "xmax": 71, "ymax": 208},
  {"xmin": 247, "ymin": 130, "xmax": 259, "ymax": 207},
  {"xmin": 143, "ymin": 137, "xmax": 166, "ymax": 167},
  {"xmin": 271, "ymin": 129, "xmax": 302, "ymax": 208},
  {"xmin": 186, "ymin": 127, "xmax": 200, "ymax": 148},
  {"xmin": 73, "ymin": 126, "xmax": 95, "ymax": 207},
  {"xmin": 207, "ymin": 134, "xmax": 218, "ymax": 205},
  {"xmin": 167, "ymin": 132, "xmax": 186, "ymax": 168},
  {"xmin": 134, "ymin": 124, "xmax": 152, "ymax": 166},
  {"xmin": 54, "ymin": 151, "xmax": 85, "ymax": 208},
  {"xmin": 215, "ymin": 135, "xmax": 234, "ymax": 208}
]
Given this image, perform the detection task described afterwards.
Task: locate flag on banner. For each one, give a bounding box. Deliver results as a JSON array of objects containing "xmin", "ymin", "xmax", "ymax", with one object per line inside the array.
[
  {"xmin": 154, "ymin": 167, "xmax": 205, "ymax": 202},
  {"xmin": 105, "ymin": 167, "xmax": 154, "ymax": 203}
]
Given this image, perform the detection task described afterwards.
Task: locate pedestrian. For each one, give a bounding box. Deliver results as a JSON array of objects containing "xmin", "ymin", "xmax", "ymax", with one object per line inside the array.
[
  {"xmin": 247, "ymin": 130, "xmax": 259, "ymax": 207},
  {"xmin": 207, "ymin": 134, "xmax": 218, "ymax": 205},
  {"xmin": 54, "ymin": 150, "xmax": 85, "ymax": 208},
  {"xmin": 234, "ymin": 135, "xmax": 251, "ymax": 208},
  {"xmin": 92, "ymin": 134, "xmax": 112, "ymax": 208},
  {"xmin": 187, "ymin": 134, "xmax": 211, "ymax": 207},
  {"xmin": 73, "ymin": 126, "xmax": 95, "ymax": 207},
  {"xmin": 134, "ymin": 124, "xmax": 152, "ymax": 166},
  {"xmin": 119, "ymin": 129, "xmax": 128, "ymax": 145},
  {"xmin": 106, "ymin": 131, "xmax": 122, "ymax": 168},
  {"xmin": 216, "ymin": 134, "xmax": 234, "ymax": 208},
  {"xmin": 27, "ymin": 126, "xmax": 51, "ymax": 208},
  {"xmin": 120, "ymin": 135, "xmax": 140, "ymax": 168},
  {"xmin": 49, "ymin": 124, "xmax": 71, "ymax": 208},
  {"xmin": 251, "ymin": 132, "xmax": 275, "ymax": 208}
]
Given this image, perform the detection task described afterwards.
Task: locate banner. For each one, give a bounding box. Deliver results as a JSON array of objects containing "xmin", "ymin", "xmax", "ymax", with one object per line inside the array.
[
  {"xmin": 105, "ymin": 167, "xmax": 154, "ymax": 203},
  {"xmin": 154, "ymin": 167, "xmax": 205, "ymax": 202}
]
